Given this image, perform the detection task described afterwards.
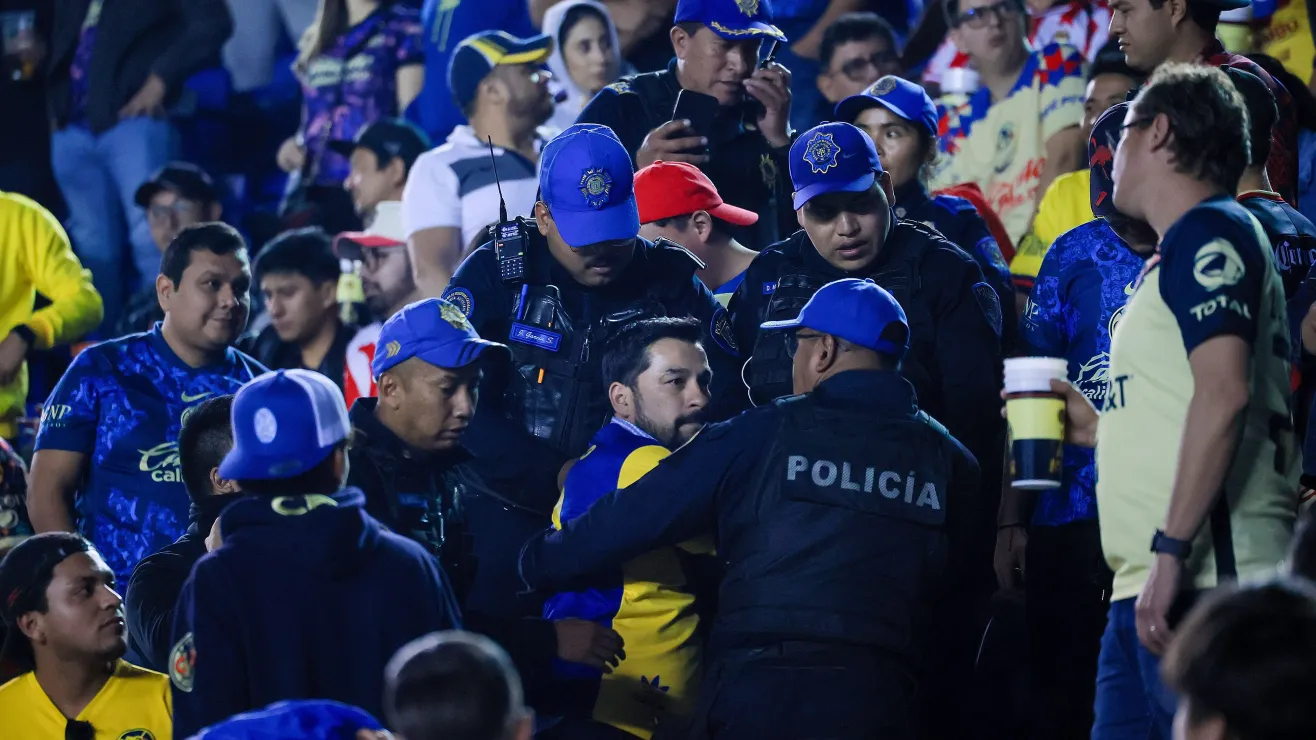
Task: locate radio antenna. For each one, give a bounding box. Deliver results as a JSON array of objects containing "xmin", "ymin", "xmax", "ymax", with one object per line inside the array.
[{"xmin": 488, "ymin": 136, "xmax": 509, "ymax": 223}]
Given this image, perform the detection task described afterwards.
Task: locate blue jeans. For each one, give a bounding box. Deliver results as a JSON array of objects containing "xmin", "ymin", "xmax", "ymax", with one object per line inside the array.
[
  {"xmin": 51, "ymin": 117, "xmax": 176, "ymax": 332},
  {"xmin": 1091, "ymin": 598, "xmax": 1177, "ymax": 740}
]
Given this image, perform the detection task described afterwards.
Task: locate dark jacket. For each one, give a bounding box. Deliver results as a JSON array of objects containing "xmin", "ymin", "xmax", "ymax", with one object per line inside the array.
[
  {"xmin": 115, "ymin": 287, "xmax": 164, "ymax": 338},
  {"xmin": 237, "ymin": 322, "xmax": 355, "ymax": 392},
  {"xmin": 444, "ymin": 234, "xmax": 744, "ymax": 501},
  {"xmin": 520, "ymin": 370, "xmax": 980, "ymax": 657},
  {"xmin": 48, "ymin": 0, "xmax": 233, "ymax": 134},
  {"xmin": 575, "ymin": 59, "xmax": 796, "ymax": 250},
  {"xmin": 170, "ymin": 488, "xmax": 460, "ymax": 737}
]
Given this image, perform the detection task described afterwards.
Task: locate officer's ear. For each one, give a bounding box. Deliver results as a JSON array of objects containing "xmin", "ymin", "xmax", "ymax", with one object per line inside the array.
[
  {"xmin": 608, "ymin": 381, "xmax": 634, "ymax": 418},
  {"xmin": 877, "ymin": 171, "xmax": 895, "ymax": 208},
  {"xmin": 670, "ymin": 25, "xmax": 693, "ymax": 60},
  {"xmin": 533, "ymin": 202, "xmax": 553, "ymax": 236},
  {"xmin": 815, "ymin": 334, "xmax": 841, "ymax": 374}
]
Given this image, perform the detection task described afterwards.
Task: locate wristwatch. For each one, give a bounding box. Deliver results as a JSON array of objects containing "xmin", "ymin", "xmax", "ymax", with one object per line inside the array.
[{"xmin": 1150, "ymin": 530, "xmax": 1192, "ymax": 560}]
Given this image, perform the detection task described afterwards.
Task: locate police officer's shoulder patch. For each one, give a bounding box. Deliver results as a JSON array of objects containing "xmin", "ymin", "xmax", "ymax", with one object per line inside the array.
[
  {"xmin": 603, "ymin": 79, "xmax": 633, "ymax": 95},
  {"xmin": 443, "ymin": 287, "xmax": 475, "ymax": 318},
  {"xmin": 169, "ymin": 631, "xmax": 196, "ymax": 692},
  {"xmin": 973, "ymin": 281, "xmax": 1003, "ymax": 337},
  {"xmin": 711, "ymin": 307, "xmax": 739, "ymax": 356}
]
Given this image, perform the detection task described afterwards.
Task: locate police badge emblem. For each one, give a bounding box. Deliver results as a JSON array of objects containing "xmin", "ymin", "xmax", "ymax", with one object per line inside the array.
[
  {"xmin": 759, "ymin": 153, "xmax": 778, "ymax": 190},
  {"xmin": 803, "ymin": 132, "xmax": 841, "ymax": 174},
  {"xmin": 443, "ymin": 287, "xmax": 475, "ymax": 318},
  {"xmin": 869, "ymin": 76, "xmax": 898, "ymax": 96},
  {"xmin": 440, "ymin": 300, "xmax": 473, "ymax": 331},
  {"xmin": 972, "ymin": 282, "xmax": 1003, "ymax": 338},
  {"xmin": 735, "ymin": 0, "xmax": 760, "ymax": 16},
  {"xmin": 169, "ymin": 632, "xmax": 196, "ymax": 693},
  {"xmin": 579, "ymin": 167, "xmax": 613, "ymax": 209}
]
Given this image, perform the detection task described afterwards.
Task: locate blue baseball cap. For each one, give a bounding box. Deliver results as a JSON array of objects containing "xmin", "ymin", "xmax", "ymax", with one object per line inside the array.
[
  {"xmin": 539, "ymin": 124, "xmax": 640, "ymax": 249},
  {"xmin": 789, "ymin": 122, "xmax": 883, "ymax": 210},
  {"xmin": 187, "ymin": 700, "xmax": 383, "ymax": 739},
  {"xmin": 761, "ymin": 278, "xmax": 909, "ymax": 357},
  {"xmin": 372, "ymin": 297, "xmax": 510, "ymax": 378},
  {"xmin": 834, "ymin": 76, "xmax": 939, "ymax": 138},
  {"xmin": 675, "ymin": 0, "xmax": 787, "ymax": 41},
  {"xmin": 448, "ymin": 31, "xmax": 553, "ymax": 111},
  {"xmin": 219, "ymin": 369, "xmax": 352, "ymax": 481}
]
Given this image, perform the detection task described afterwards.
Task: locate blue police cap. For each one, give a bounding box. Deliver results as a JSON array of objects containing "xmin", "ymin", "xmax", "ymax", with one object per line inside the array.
[
  {"xmin": 675, "ymin": 0, "xmax": 787, "ymax": 42},
  {"xmin": 834, "ymin": 76, "xmax": 939, "ymax": 139},
  {"xmin": 539, "ymin": 124, "xmax": 640, "ymax": 249},
  {"xmin": 760, "ymin": 278, "xmax": 909, "ymax": 357},
  {"xmin": 789, "ymin": 122, "xmax": 883, "ymax": 210},
  {"xmin": 372, "ymin": 297, "xmax": 509, "ymax": 378}
]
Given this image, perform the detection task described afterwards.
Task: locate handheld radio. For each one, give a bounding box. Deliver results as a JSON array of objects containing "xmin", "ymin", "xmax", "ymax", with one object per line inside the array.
[
  {"xmin": 745, "ymin": 39, "xmax": 780, "ymax": 125},
  {"xmin": 488, "ymin": 136, "xmax": 531, "ymax": 285}
]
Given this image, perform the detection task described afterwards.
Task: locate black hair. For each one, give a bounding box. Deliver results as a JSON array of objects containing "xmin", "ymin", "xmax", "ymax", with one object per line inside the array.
[
  {"xmin": 819, "ymin": 12, "xmax": 898, "ymax": 71},
  {"xmin": 1134, "ymin": 63, "xmax": 1250, "ymax": 194},
  {"xmin": 1162, "ymin": 580, "xmax": 1316, "ymax": 739},
  {"xmin": 675, "ymin": 21, "xmax": 703, "ymax": 38},
  {"xmin": 234, "ymin": 440, "xmax": 349, "ymax": 497},
  {"xmin": 649, "ymin": 215, "xmax": 692, "ymax": 230},
  {"xmin": 385, "ymin": 631, "xmax": 524, "ymax": 740},
  {"xmin": 558, "ymin": 3, "xmax": 609, "ymax": 54},
  {"xmin": 178, "ymin": 395, "xmax": 235, "ymax": 505},
  {"xmin": 1249, "ymin": 53, "xmax": 1316, "ymax": 131},
  {"xmin": 0, "ymin": 533, "xmax": 96, "ymax": 674},
  {"xmin": 160, "ymin": 222, "xmax": 248, "ymax": 288},
  {"xmin": 1088, "ymin": 40, "xmax": 1146, "ymax": 85},
  {"xmin": 1145, "ymin": 0, "xmax": 1221, "ymax": 32},
  {"xmin": 602, "ymin": 317, "xmax": 703, "ymax": 389},
  {"xmin": 1225, "ymin": 67, "xmax": 1277, "ymax": 169},
  {"xmin": 254, "ymin": 227, "xmax": 340, "ymax": 285}
]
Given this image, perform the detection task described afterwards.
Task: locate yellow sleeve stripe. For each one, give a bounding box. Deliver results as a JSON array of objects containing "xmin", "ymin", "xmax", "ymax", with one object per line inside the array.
[{"xmin": 618, "ymin": 445, "xmax": 670, "ymax": 489}]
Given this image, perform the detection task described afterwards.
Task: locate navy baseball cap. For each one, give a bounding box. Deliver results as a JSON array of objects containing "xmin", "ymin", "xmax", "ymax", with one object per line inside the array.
[
  {"xmin": 675, "ymin": 0, "xmax": 787, "ymax": 41},
  {"xmin": 219, "ymin": 370, "xmax": 352, "ymax": 481},
  {"xmin": 1089, "ymin": 102, "xmax": 1127, "ymax": 217},
  {"xmin": 761, "ymin": 278, "xmax": 909, "ymax": 357},
  {"xmin": 789, "ymin": 122, "xmax": 883, "ymax": 210},
  {"xmin": 448, "ymin": 31, "xmax": 553, "ymax": 111},
  {"xmin": 328, "ymin": 118, "xmax": 431, "ymax": 170},
  {"xmin": 834, "ymin": 76, "xmax": 939, "ymax": 138},
  {"xmin": 539, "ymin": 124, "xmax": 640, "ymax": 249},
  {"xmin": 134, "ymin": 162, "xmax": 218, "ymax": 208},
  {"xmin": 372, "ymin": 297, "xmax": 510, "ymax": 378}
]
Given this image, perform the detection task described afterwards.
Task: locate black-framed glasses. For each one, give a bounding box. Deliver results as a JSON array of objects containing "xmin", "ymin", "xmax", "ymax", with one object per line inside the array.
[
  {"xmin": 1119, "ymin": 117, "xmax": 1154, "ymax": 141},
  {"xmin": 954, "ymin": 0, "xmax": 1023, "ymax": 29},
  {"xmin": 837, "ymin": 51, "xmax": 901, "ymax": 82},
  {"xmin": 784, "ymin": 331, "xmax": 824, "ymax": 358}
]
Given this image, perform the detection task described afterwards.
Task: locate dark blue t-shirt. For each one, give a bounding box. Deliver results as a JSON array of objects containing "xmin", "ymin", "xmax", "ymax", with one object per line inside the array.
[
  {"xmin": 35, "ymin": 325, "xmax": 265, "ymax": 581},
  {"xmin": 1020, "ymin": 219, "xmax": 1147, "ymax": 526}
]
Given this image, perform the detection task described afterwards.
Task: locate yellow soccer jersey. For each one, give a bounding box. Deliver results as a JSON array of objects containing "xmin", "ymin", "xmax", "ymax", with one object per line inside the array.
[
  {"xmin": 1011, "ymin": 169, "xmax": 1095, "ymax": 289},
  {"xmin": 1096, "ymin": 196, "xmax": 1299, "ymax": 602},
  {"xmin": 0, "ymin": 660, "xmax": 172, "ymax": 739},
  {"xmin": 932, "ymin": 43, "xmax": 1087, "ymax": 247}
]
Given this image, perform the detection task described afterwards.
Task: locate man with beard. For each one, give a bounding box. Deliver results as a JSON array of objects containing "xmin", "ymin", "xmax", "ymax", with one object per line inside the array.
[
  {"xmin": 544, "ymin": 317, "xmax": 715, "ymax": 738},
  {"xmin": 404, "ymin": 31, "xmax": 556, "ymax": 298},
  {"xmin": 0, "ymin": 533, "xmax": 171, "ymax": 736},
  {"xmin": 28, "ymin": 223, "xmax": 265, "ymax": 587},
  {"xmin": 338, "ymin": 202, "xmax": 424, "ymax": 408}
]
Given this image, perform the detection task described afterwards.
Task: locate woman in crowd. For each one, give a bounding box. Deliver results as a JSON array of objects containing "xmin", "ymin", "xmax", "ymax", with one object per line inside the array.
[
  {"xmin": 542, "ymin": 0, "xmax": 626, "ymax": 133},
  {"xmin": 276, "ymin": 0, "xmax": 425, "ymax": 233}
]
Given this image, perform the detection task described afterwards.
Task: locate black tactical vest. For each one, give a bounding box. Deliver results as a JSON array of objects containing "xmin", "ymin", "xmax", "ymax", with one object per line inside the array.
[
  {"xmin": 716, "ymin": 395, "xmax": 952, "ymax": 652},
  {"xmin": 502, "ymin": 241, "xmax": 703, "ymax": 457},
  {"xmin": 746, "ymin": 229, "xmax": 937, "ymax": 407}
]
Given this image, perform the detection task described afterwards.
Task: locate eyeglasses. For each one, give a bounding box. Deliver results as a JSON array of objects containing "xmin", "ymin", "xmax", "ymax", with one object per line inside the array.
[
  {"xmin": 1119, "ymin": 117, "xmax": 1154, "ymax": 141},
  {"xmin": 954, "ymin": 0, "xmax": 1023, "ymax": 29},
  {"xmin": 784, "ymin": 331, "xmax": 824, "ymax": 358},
  {"xmin": 837, "ymin": 51, "xmax": 901, "ymax": 82},
  {"xmin": 147, "ymin": 198, "xmax": 201, "ymax": 222}
]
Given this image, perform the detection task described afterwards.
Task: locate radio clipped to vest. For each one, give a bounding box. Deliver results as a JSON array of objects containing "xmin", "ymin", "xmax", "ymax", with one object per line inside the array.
[{"xmin": 487, "ymin": 136, "xmax": 533, "ymax": 286}]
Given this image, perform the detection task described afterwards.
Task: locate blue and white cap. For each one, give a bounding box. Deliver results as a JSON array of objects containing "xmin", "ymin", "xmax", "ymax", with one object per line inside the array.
[{"xmin": 219, "ymin": 369, "xmax": 351, "ymax": 481}]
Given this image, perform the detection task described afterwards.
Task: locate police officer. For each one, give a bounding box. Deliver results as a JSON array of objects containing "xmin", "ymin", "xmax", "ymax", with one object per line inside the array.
[
  {"xmin": 520, "ymin": 278, "xmax": 981, "ymax": 738},
  {"xmin": 575, "ymin": 0, "xmax": 796, "ymax": 249},
  {"xmin": 442, "ymin": 123, "xmax": 741, "ymax": 512},
  {"xmin": 730, "ymin": 121, "xmax": 1002, "ymax": 505},
  {"xmin": 835, "ymin": 75, "xmax": 1016, "ymax": 349}
]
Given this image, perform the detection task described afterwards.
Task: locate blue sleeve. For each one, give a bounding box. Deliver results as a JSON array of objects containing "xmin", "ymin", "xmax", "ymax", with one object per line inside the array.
[
  {"xmin": 1020, "ymin": 246, "xmax": 1069, "ymax": 357},
  {"xmin": 170, "ymin": 558, "xmax": 246, "ymax": 738},
  {"xmin": 33, "ymin": 348, "xmax": 102, "ymax": 453},
  {"xmin": 520, "ymin": 417, "xmax": 764, "ymax": 591},
  {"xmin": 1160, "ymin": 215, "xmax": 1267, "ymax": 353}
]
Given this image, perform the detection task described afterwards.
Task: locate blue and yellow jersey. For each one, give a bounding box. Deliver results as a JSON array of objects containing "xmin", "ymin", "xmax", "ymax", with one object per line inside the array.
[
  {"xmin": 712, "ymin": 272, "xmax": 746, "ymax": 309},
  {"xmin": 545, "ymin": 418, "xmax": 710, "ymax": 739},
  {"xmin": 0, "ymin": 660, "xmax": 172, "ymax": 739},
  {"xmin": 34, "ymin": 325, "xmax": 265, "ymax": 583}
]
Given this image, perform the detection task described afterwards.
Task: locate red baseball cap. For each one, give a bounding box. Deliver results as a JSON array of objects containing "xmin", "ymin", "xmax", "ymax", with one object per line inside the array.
[{"xmin": 634, "ymin": 161, "xmax": 759, "ymax": 227}]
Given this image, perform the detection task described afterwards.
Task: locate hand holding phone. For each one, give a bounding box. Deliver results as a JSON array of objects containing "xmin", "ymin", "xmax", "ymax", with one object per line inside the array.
[{"xmin": 636, "ymin": 92, "xmax": 716, "ymax": 169}]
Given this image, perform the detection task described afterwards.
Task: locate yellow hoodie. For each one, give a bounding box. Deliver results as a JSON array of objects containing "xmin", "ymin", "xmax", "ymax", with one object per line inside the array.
[{"xmin": 0, "ymin": 192, "xmax": 103, "ymax": 439}]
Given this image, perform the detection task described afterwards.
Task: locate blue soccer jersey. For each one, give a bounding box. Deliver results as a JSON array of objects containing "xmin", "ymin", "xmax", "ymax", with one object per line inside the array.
[
  {"xmin": 35, "ymin": 325, "xmax": 265, "ymax": 581},
  {"xmin": 1020, "ymin": 219, "xmax": 1148, "ymax": 526}
]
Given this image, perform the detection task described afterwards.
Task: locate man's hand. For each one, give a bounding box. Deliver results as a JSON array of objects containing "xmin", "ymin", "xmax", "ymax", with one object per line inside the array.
[
  {"xmin": 277, "ymin": 137, "xmax": 308, "ymax": 174},
  {"xmin": 745, "ymin": 62, "xmax": 792, "ymax": 148},
  {"xmin": 119, "ymin": 74, "xmax": 167, "ymax": 119},
  {"xmin": 1135, "ymin": 553, "xmax": 1182, "ymax": 655},
  {"xmin": 636, "ymin": 120, "xmax": 709, "ymax": 168},
  {"xmin": 1301, "ymin": 301, "xmax": 1316, "ymax": 355},
  {"xmin": 553, "ymin": 618, "xmax": 625, "ymax": 673},
  {"xmin": 993, "ymin": 525, "xmax": 1027, "ymax": 592},
  {"xmin": 1000, "ymin": 379, "xmax": 1099, "ymax": 447},
  {"xmin": 0, "ymin": 331, "xmax": 31, "ymax": 386}
]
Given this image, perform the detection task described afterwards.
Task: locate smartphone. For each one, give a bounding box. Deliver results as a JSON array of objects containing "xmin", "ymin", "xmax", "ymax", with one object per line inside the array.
[{"xmin": 672, "ymin": 88, "xmax": 720, "ymax": 155}]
